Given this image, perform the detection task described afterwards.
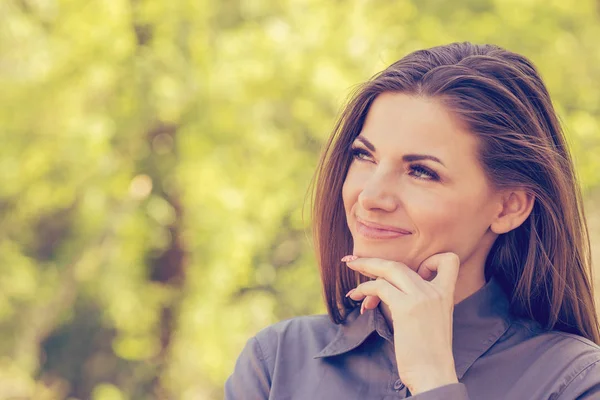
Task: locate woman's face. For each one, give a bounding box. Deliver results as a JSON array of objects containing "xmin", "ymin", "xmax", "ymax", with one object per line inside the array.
[{"xmin": 342, "ymin": 93, "xmax": 502, "ymax": 274}]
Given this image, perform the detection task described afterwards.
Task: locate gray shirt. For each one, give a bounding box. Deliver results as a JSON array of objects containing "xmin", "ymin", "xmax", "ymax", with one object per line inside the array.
[{"xmin": 225, "ymin": 278, "xmax": 600, "ymax": 399}]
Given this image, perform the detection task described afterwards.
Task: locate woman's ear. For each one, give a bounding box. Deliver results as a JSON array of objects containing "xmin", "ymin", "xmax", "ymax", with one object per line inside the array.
[{"xmin": 490, "ymin": 190, "xmax": 535, "ymax": 234}]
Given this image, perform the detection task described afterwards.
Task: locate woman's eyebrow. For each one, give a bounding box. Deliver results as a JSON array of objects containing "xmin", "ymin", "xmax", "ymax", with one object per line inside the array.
[
  {"xmin": 403, "ymin": 154, "xmax": 446, "ymax": 167},
  {"xmin": 355, "ymin": 136, "xmax": 375, "ymax": 151},
  {"xmin": 354, "ymin": 136, "xmax": 446, "ymax": 167}
]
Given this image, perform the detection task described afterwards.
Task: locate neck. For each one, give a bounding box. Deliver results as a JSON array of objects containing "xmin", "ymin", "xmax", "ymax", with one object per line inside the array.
[{"xmin": 453, "ymin": 267, "xmax": 487, "ymax": 304}]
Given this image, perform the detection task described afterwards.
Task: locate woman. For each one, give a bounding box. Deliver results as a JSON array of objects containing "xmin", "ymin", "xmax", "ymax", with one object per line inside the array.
[{"xmin": 225, "ymin": 42, "xmax": 600, "ymax": 399}]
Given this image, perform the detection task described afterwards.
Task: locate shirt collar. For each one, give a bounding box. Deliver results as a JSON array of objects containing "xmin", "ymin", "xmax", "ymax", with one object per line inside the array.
[{"xmin": 314, "ymin": 276, "xmax": 512, "ymax": 379}]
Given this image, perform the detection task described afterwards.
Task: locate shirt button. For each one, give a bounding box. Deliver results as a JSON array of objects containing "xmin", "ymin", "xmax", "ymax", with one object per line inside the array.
[{"xmin": 393, "ymin": 379, "xmax": 405, "ymax": 391}]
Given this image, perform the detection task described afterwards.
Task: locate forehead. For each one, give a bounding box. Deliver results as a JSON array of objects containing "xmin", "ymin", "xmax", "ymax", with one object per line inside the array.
[{"xmin": 360, "ymin": 92, "xmax": 480, "ymax": 158}]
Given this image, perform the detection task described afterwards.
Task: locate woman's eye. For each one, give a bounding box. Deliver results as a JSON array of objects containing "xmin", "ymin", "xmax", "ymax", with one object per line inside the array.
[
  {"xmin": 409, "ymin": 164, "xmax": 439, "ymax": 181},
  {"xmin": 349, "ymin": 147, "xmax": 439, "ymax": 181},
  {"xmin": 350, "ymin": 147, "xmax": 373, "ymax": 162}
]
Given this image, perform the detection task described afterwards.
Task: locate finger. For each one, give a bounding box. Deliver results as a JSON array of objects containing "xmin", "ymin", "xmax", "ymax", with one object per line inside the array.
[
  {"xmin": 362, "ymin": 277, "xmax": 385, "ymax": 311},
  {"xmin": 357, "ymin": 270, "xmax": 378, "ymax": 280},
  {"xmin": 360, "ymin": 296, "xmax": 381, "ymax": 315},
  {"xmin": 343, "ymin": 256, "xmax": 422, "ymax": 294},
  {"xmin": 362, "ymin": 295, "xmax": 381, "ymax": 311},
  {"xmin": 342, "ymin": 256, "xmax": 378, "ymax": 279},
  {"xmin": 416, "ymin": 261, "xmax": 437, "ymax": 281},
  {"xmin": 348, "ymin": 279, "xmax": 404, "ymax": 306},
  {"xmin": 418, "ymin": 252, "xmax": 460, "ymax": 292}
]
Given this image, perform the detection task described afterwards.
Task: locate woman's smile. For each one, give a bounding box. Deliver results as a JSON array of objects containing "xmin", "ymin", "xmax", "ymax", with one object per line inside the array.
[{"xmin": 355, "ymin": 217, "xmax": 412, "ymax": 240}]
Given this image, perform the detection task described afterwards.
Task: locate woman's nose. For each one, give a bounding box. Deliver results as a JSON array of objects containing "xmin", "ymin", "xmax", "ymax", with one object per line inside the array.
[{"xmin": 357, "ymin": 171, "xmax": 399, "ymax": 213}]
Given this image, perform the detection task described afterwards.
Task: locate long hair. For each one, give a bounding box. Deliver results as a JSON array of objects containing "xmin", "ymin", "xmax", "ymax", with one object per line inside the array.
[{"xmin": 310, "ymin": 42, "xmax": 600, "ymax": 344}]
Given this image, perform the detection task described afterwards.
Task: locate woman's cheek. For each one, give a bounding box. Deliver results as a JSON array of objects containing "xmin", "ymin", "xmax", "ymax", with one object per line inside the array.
[
  {"xmin": 406, "ymin": 193, "xmax": 462, "ymax": 244},
  {"xmin": 404, "ymin": 189, "xmax": 454, "ymax": 221},
  {"xmin": 343, "ymin": 168, "xmax": 371, "ymax": 209}
]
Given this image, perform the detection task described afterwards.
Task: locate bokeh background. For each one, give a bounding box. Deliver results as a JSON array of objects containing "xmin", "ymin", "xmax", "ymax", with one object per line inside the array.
[{"xmin": 1, "ymin": 0, "xmax": 600, "ymax": 399}]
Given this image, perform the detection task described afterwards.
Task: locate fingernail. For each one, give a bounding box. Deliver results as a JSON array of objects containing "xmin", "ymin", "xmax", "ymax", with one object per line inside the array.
[
  {"xmin": 345, "ymin": 289, "xmax": 356, "ymax": 298},
  {"xmin": 360, "ymin": 301, "xmax": 366, "ymax": 315},
  {"xmin": 341, "ymin": 255, "xmax": 358, "ymax": 262}
]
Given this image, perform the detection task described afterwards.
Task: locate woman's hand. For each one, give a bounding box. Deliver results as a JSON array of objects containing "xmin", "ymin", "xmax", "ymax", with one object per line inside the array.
[{"xmin": 343, "ymin": 252, "xmax": 460, "ymax": 395}]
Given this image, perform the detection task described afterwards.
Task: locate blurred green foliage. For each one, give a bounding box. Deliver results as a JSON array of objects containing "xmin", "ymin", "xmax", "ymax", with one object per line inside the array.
[{"xmin": 1, "ymin": 0, "xmax": 600, "ymax": 399}]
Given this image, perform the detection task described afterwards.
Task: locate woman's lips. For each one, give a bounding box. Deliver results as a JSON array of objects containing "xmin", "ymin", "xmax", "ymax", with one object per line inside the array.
[{"xmin": 355, "ymin": 218, "xmax": 412, "ymax": 239}]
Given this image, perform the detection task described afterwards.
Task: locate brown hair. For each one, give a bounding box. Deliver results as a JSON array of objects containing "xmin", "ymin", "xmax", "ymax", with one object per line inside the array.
[{"xmin": 310, "ymin": 42, "xmax": 600, "ymax": 344}]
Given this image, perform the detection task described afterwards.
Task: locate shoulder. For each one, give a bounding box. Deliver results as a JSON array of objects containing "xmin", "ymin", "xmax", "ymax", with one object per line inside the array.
[
  {"xmin": 538, "ymin": 330, "xmax": 600, "ymax": 377},
  {"xmin": 541, "ymin": 331, "xmax": 600, "ymax": 398},
  {"xmin": 257, "ymin": 313, "xmax": 336, "ymax": 337},
  {"xmin": 253, "ymin": 314, "xmax": 340, "ymax": 364},
  {"xmin": 540, "ymin": 330, "xmax": 600, "ymax": 357},
  {"xmin": 507, "ymin": 318, "xmax": 600, "ymax": 360},
  {"xmin": 512, "ymin": 318, "xmax": 600, "ymax": 358},
  {"xmin": 505, "ymin": 319, "xmax": 600, "ymax": 397},
  {"xmin": 225, "ymin": 314, "xmax": 340, "ymax": 399}
]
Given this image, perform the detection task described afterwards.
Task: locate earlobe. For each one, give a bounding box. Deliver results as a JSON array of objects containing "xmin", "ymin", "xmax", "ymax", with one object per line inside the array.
[{"xmin": 490, "ymin": 191, "xmax": 535, "ymax": 234}]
